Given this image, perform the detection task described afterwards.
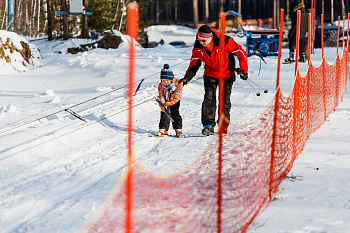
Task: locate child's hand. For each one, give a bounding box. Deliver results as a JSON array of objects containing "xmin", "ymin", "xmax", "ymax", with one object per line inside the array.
[
  {"xmin": 160, "ymin": 106, "xmax": 165, "ymax": 111},
  {"xmin": 165, "ymin": 102, "xmax": 173, "ymax": 106}
]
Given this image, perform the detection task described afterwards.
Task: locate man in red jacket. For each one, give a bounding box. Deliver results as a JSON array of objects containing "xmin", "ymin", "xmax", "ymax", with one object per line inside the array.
[{"xmin": 180, "ymin": 25, "xmax": 249, "ymax": 135}]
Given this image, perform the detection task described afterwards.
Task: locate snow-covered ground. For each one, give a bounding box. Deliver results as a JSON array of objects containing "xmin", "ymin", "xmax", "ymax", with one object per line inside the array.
[{"xmin": 0, "ymin": 25, "xmax": 349, "ymax": 232}]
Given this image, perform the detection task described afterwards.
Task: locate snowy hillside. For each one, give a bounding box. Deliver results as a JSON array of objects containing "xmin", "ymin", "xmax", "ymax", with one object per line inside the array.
[{"xmin": 1, "ymin": 26, "xmax": 350, "ymax": 232}]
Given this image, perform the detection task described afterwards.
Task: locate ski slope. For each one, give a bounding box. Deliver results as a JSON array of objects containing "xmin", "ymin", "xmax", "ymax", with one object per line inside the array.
[{"xmin": 1, "ymin": 26, "xmax": 350, "ymax": 232}]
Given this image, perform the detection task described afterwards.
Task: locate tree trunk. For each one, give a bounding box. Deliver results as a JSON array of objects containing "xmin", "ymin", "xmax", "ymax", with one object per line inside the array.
[
  {"xmin": 32, "ymin": 0, "xmax": 36, "ymax": 36},
  {"xmin": 238, "ymin": 0, "xmax": 241, "ymax": 14},
  {"xmin": 118, "ymin": 0, "xmax": 126, "ymax": 32},
  {"xmin": 273, "ymin": 0, "xmax": 279, "ymax": 29},
  {"xmin": 2, "ymin": 0, "xmax": 8, "ymax": 29},
  {"xmin": 47, "ymin": 0, "xmax": 53, "ymax": 40},
  {"xmin": 322, "ymin": 0, "xmax": 324, "ymax": 15},
  {"xmin": 61, "ymin": 0, "xmax": 70, "ymax": 40},
  {"xmin": 204, "ymin": 0, "xmax": 209, "ymax": 23},
  {"xmin": 37, "ymin": 0, "xmax": 41, "ymax": 35},
  {"xmin": 174, "ymin": 0, "xmax": 178, "ymax": 23},
  {"xmin": 193, "ymin": 0, "xmax": 198, "ymax": 29},
  {"xmin": 14, "ymin": 0, "xmax": 19, "ymax": 32},
  {"xmin": 81, "ymin": 0, "xmax": 89, "ymax": 38},
  {"xmin": 342, "ymin": 0, "xmax": 346, "ymax": 17},
  {"xmin": 168, "ymin": 0, "xmax": 172, "ymax": 22},
  {"xmin": 331, "ymin": 0, "xmax": 334, "ymax": 24},
  {"xmin": 156, "ymin": 0, "xmax": 159, "ymax": 23}
]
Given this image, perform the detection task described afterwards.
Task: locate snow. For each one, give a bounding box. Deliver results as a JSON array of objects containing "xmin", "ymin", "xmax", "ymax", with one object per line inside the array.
[{"xmin": 1, "ymin": 25, "xmax": 350, "ymax": 232}]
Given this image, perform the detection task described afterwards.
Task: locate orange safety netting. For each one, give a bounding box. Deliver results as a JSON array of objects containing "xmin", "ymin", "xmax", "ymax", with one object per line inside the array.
[
  {"xmin": 80, "ymin": 49, "xmax": 348, "ymax": 233},
  {"xmin": 80, "ymin": 5, "xmax": 349, "ymax": 231}
]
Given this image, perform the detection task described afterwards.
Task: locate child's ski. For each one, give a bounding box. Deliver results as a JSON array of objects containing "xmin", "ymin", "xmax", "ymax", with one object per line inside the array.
[
  {"xmin": 282, "ymin": 61, "xmax": 294, "ymax": 64},
  {"xmin": 148, "ymin": 132, "xmax": 187, "ymax": 138}
]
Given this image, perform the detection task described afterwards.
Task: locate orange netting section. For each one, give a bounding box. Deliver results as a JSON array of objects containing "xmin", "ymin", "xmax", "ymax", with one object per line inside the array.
[{"xmin": 80, "ymin": 47, "xmax": 349, "ymax": 233}]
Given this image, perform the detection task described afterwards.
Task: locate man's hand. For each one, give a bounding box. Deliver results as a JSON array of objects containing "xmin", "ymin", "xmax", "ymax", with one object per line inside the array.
[
  {"xmin": 240, "ymin": 71, "xmax": 248, "ymax": 80},
  {"xmin": 179, "ymin": 78, "xmax": 188, "ymax": 85}
]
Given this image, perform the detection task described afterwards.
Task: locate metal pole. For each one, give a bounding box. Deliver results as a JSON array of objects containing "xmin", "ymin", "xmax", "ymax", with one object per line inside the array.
[
  {"xmin": 126, "ymin": 3, "xmax": 138, "ymax": 233},
  {"xmin": 217, "ymin": 13, "xmax": 226, "ymax": 233},
  {"xmin": 294, "ymin": 10, "xmax": 301, "ymax": 75}
]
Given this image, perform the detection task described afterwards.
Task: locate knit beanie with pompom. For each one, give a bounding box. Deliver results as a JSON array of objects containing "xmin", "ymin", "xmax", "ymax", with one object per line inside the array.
[{"xmin": 160, "ymin": 64, "xmax": 174, "ymax": 80}]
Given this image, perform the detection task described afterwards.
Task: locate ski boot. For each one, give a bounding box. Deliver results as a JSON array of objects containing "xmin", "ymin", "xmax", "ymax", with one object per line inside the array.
[
  {"xmin": 283, "ymin": 52, "xmax": 295, "ymax": 64},
  {"xmin": 283, "ymin": 57, "xmax": 295, "ymax": 64},
  {"xmin": 175, "ymin": 129, "xmax": 184, "ymax": 138},
  {"xmin": 202, "ymin": 125, "xmax": 214, "ymax": 136},
  {"xmin": 156, "ymin": 129, "xmax": 167, "ymax": 137},
  {"xmin": 299, "ymin": 53, "xmax": 306, "ymax": 63}
]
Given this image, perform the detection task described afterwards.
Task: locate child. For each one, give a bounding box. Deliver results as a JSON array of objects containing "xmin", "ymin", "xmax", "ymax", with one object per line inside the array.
[{"xmin": 156, "ymin": 64, "xmax": 183, "ymax": 137}]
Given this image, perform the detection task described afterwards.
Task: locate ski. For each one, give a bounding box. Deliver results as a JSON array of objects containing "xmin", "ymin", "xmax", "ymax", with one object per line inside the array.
[
  {"xmin": 148, "ymin": 132, "xmax": 187, "ymax": 138},
  {"xmin": 282, "ymin": 61, "xmax": 294, "ymax": 64}
]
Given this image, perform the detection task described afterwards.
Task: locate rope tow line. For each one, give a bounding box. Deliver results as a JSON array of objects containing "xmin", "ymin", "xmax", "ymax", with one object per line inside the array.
[
  {"xmin": 0, "ymin": 59, "xmax": 191, "ymax": 136},
  {"xmin": 0, "ymin": 96, "xmax": 156, "ymax": 161}
]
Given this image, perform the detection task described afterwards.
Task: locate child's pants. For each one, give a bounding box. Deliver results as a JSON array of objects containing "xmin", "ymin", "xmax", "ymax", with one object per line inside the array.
[{"xmin": 159, "ymin": 101, "xmax": 182, "ymax": 130}]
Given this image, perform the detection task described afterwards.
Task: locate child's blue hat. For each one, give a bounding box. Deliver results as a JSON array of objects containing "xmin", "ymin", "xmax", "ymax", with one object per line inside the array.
[{"xmin": 160, "ymin": 64, "xmax": 173, "ymax": 80}]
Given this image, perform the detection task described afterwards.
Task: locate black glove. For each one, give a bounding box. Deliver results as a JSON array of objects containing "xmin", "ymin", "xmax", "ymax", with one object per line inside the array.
[
  {"xmin": 180, "ymin": 70, "xmax": 195, "ymax": 86},
  {"xmin": 240, "ymin": 71, "xmax": 248, "ymax": 80},
  {"xmin": 180, "ymin": 78, "xmax": 188, "ymax": 85}
]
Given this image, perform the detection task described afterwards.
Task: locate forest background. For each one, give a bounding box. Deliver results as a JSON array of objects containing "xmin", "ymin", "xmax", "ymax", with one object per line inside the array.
[{"xmin": 0, "ymin": 0, "xmax": 349, "ymax": 40}]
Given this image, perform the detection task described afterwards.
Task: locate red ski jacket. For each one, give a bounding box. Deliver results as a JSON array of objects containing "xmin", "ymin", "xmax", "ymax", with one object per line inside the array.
[{"xmin": 184, "ymin": 29, "xmax": 248, "ymax": 80}]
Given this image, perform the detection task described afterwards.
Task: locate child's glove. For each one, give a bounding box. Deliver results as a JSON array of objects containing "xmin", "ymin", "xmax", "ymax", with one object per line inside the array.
[
  {"xmin": 165, "ymin": 102, "xmax": 173, "ymax": 107},
  {"xmin": 160, "ymin": 106, "xmax": 165, "ymax": 112}
]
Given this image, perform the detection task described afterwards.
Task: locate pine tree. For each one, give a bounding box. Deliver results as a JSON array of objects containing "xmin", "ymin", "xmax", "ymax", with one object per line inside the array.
[{"xmin": 88, "ymin": 0, "xmax": 152, "ymax": 34}]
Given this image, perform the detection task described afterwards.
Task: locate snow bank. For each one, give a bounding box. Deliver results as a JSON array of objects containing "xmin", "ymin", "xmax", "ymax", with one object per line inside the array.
[{"xmin": 0, "ymin": 30, "xmax": 40, "ymax": 74}]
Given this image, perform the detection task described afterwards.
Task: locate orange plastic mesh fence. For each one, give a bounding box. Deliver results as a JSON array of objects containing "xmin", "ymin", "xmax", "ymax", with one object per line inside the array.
[{"xmin": 82, "ymin": 51, "xmax": 348, "ymax": 233}]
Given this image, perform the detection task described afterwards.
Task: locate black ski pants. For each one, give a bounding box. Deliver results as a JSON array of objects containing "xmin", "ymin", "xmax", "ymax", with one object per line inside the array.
[
  {"xmin": 201, "ymin": 75, "xmax": 234, "ymax": 127},
  {"xmin": 289, "ymin": 34, "xmax": 306, "ymax": 55},
  {"xmin": 159, "ymin": 101, "xmax": 182, "ymax": 131}
]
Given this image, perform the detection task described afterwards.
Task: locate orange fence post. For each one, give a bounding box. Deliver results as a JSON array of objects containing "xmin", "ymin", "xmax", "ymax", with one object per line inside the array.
[
  {"xmin": 276, "ymin": 9, "xmax": 284, "ymax": 89},
  {"xmin": 126, "ymin": 3, "xmax": 138, "ymax": 233},
  {"xmin": 217, "ymin": 12, "xmax": 226, "ymax": 233},
  {"xmin": 310, "ymin": 0, "xmax": 313, "ymax": 52},
  {"xmin": 321, "ymin": 14, "xmax": 324, "ymax": 58},
  {"xmin": 343, "ymin": 16, "xmax": 345, "ymax": 51},
  {"xmin": 321, "ymin": 14, "xmax": 327, "ymax": 120},
  {"xmin": 337, "ymin": 16, "xmax": 340, "ymax": 55},
  {"xmin": 309, "ymin": 0, "xmax": 315, "ymax": 54},
  {"xmin": 270, "ymin": 9, "xmax": 284, "ymax": 199},
  {"xmin": 334, "ymin": 16, "xmax": 341, "ymax": 111},
  {"xmin": 308, "ymin": 13, "xmax": 312, "ymax": 64},
  {"xmin": 305, "ymin": 13, "xmax": 311, "ymax": 139},
  {"xmin": 295, "ymin": 10, "xmax": 301, "ymax": 75},
  {"xmin": 348, "ymin": 13, "xmax": 350, "ymax": 50},
  {"xmin": 334, "ymin": 16, "xmax": 342, "ymax": 110}
]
